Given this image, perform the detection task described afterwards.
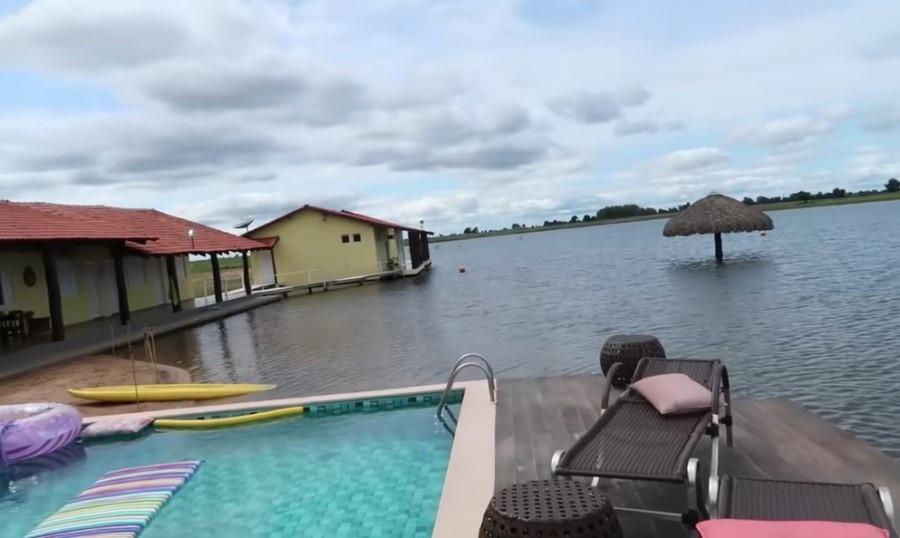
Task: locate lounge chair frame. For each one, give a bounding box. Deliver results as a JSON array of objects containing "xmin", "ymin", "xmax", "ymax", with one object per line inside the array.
[
  {"xmin": 705, "ymin": 474, "xmax": 898, "ymax": 538},
  {"xmin": 551, "ymin": 358, "xmax": 733, "ymax": 523}
]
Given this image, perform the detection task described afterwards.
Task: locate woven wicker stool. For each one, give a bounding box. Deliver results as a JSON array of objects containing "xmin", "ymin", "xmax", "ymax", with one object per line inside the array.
[
  {"xmin": 599, "ymin": 334, "xmax": 666, "ymax": 388},
  {"xmin": 480, "ymin": 479, "xmax": 622, "ymax": 538}
]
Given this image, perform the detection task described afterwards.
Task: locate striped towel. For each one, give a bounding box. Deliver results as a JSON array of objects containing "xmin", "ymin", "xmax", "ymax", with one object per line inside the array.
[{"xmin": 26, "ymin": 460, "xmax": 202, "ymax": 538}]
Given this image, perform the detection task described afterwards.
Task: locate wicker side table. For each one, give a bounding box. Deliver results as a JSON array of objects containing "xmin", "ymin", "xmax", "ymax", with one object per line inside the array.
[
  {"xmin": 480, "ymin": 479, "xmax": 622, "ymax": 538},
  {"xmin": 599, "ymin": 334, "xmax": 666, "ymax": 388}
]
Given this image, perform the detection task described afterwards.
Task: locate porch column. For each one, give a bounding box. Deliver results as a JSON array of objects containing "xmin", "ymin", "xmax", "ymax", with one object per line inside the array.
[
  {"xmin": 270, "ymin": 249, "xmax": 279, "ymax": 285},
  {"xmin": 242, "ymin": 251, "xmax": 252, "ymax": 296},
  {"xmin": 112, "ymin": 249, "xmax": 130, "ymax": 325},
  {"xmin": 165, "ymin": 255, "xmax": 182, "ymax": 312},
  {"xmin": 210, "ymin": 253, "xmax": 223, "ymax": 303},
  {"xmin": 42, "ymin": 249, "xmax": 65, "ymax": 341}
]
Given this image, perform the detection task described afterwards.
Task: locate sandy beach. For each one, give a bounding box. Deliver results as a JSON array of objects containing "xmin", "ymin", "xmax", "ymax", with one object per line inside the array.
[{"xmin": 0, "ymin": 354, "xmax": 196, "ymax": 417}]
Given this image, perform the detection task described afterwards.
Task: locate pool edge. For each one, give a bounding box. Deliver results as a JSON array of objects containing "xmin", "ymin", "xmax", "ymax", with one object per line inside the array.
[{"xmin": 79, "ymin": 380, "xmax": 496, "ymax": 538}]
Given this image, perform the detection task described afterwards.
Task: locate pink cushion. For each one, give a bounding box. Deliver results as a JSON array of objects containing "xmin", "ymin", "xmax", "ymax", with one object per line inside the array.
[
  {"xmin": 696, "ymin": 519, "xmax": 890, "ymax": 538},
  {"xmin": 631, "ymin": 373, "xmax": 712, "ymax": 415}
]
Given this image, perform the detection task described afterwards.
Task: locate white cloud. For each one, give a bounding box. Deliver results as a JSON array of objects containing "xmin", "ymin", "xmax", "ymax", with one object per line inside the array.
[
  {"xmin": 613, "ymin": 117, "xmax": 685, "ymax": 137},
  {"xmin": 733, "ymin": 117, "xmax": 832, "ymax": 148},
  {"xmin": 653, "ymin": 147, "xmax": 730, "ymax": 173},
  {"xmin": 548, "ymin": 86, "xmax": 651, "ymax": 124}
]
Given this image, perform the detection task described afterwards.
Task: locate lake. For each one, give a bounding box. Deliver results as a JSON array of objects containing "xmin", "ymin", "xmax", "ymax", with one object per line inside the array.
[{"xmin": 147, "ymin": 200, "xmax": 900, "ymax": 458}]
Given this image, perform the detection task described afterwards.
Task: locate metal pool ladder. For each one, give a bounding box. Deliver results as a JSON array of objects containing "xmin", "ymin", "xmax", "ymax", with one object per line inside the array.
[{"xmin": 436, "ymin": 353, "xmax": 497, "ymax": 435}]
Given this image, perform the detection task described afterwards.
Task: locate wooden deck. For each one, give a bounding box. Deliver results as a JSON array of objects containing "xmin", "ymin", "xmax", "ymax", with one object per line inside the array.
[{"xmin": 495, "ymin": 375, "xmax": 900, "ymax": 537}]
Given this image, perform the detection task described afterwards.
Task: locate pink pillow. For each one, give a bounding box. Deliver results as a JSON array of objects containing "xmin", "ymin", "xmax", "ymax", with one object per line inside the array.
[
  {"xmin": 696, "ymin": 519, "xmax": 889, "ymax": 538},
  {"xmin": 631, "ymin": 373, "xmax": 712, "ymax": 415}
]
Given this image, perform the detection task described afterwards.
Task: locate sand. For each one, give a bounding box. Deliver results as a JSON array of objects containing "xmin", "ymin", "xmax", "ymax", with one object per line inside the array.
[{"xmin": 0, "ymin": 354, "xmax": 195, "ymax": 417}]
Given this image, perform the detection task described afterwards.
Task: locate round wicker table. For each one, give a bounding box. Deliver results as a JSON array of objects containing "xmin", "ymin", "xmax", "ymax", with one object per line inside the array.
[
  {"xmin": 480, "ymin": 479, "xmax": 622, "ymax": 538},
  {"xmin": 599, "ymin": 334, "xmax": 666, "ymax": 388}
]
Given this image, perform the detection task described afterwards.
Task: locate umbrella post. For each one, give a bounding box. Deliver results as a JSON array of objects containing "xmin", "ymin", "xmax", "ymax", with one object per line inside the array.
[{"xmin": 714, "ymin": 232, "xmax": 723, "ymax": 263}]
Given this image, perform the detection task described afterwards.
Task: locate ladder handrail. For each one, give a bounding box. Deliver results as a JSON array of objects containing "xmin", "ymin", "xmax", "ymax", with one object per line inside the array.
[
  {"xmin": 450, "ymin": 352, "xmax": 496, "ymax": 383},
  {"xmin": 436, "ymin": 354, "xmax": 497, "ymax": 435}
]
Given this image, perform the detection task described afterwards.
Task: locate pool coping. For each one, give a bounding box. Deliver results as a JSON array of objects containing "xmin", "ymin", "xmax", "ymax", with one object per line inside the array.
[{"xmin": 80, "ymin": 380, "xmax": 496, "ymax": 538}]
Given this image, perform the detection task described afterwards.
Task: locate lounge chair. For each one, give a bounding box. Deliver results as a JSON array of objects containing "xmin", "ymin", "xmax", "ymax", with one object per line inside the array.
[
  {"xmin": 701, "ymin": 475, "xmax": 897, "ymax": 537},
  {"xmin": 550, "ymin": 358, "xmax": 733, "ymax": 523}
]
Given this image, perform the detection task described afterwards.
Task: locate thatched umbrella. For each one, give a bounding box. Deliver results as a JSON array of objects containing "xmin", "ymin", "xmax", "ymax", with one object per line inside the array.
[{"xmin": 662, "ymin": 193, "xmax": 774, "ymax": 262}]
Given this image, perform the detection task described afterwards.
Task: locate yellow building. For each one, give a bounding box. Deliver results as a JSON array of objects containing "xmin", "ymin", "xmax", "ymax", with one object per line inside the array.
[
  {"xmin": 0, "ymin": 201, "xmax": 270, "ymax": 342},
  {"xmin": 244, "ymin": 205, "xmax": 432, "ymax": 287}
]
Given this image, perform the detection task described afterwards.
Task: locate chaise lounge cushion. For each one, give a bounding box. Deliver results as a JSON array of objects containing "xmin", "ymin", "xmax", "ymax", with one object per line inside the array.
[
  {"xmin": 631, "ymin": 373, "xmax": 712, "ymax": 415},
  {"xmin": 696, "ymin": 519, "xmax": 890, "ymax": 538}
]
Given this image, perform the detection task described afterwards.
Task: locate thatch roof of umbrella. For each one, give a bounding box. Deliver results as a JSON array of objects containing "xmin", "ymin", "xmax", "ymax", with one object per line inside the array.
[{"xmin": 663, "ymin": 193, "xmax": 773, "ymax": 262}]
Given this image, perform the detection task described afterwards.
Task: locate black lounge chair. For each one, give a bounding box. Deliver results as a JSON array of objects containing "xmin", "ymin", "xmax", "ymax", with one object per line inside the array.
[
  {"xmin": 708, "ymin": 475, "xmax": 897, "ymax": 537},
  {"xmin": 551, "ymin": 358, "xmax": 733, "ymax": 523}
]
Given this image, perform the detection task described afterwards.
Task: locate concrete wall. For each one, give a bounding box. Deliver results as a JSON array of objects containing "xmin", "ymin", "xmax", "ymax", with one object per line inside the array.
[
  {"xmin": 248, "ymin": 209, "xmax": 395, "ymax": 285},
  {"xmin": 0, "ymin": 247, "xmax": 192, "ymax": 327}
]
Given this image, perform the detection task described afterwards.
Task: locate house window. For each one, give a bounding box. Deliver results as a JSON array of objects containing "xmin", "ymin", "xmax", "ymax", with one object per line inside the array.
[
  {"xmin": 341, "ymin": 234, "xmax": 350, "ymax": 243},
  {"xmin": 353, "ymin": 233, "xmax": 361, "ymax": 242}
]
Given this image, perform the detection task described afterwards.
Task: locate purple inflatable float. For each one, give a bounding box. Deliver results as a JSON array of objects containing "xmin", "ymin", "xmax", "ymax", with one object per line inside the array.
[{"xmin": 0, "ymin": 403, "xmax": 82, "ymax": 466}]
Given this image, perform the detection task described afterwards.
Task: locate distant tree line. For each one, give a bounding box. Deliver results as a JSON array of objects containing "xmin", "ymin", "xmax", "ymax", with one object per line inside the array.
[
  {"xmin": 455, "ymin": 178, "xmax": 899, "ymax": 236},
  {"xmin": 742, "ymin": 178, "xmax": 899, "ymax": 206}
]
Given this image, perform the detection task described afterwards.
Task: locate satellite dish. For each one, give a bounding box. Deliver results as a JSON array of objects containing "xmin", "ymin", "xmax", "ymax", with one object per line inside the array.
[{"xmin": 233, "ymin": 218, "xmax": 254, "ymax": 230}]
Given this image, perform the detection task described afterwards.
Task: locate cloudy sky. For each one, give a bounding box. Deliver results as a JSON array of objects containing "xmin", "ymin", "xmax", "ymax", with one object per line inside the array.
[{"xmin": 1, "ymin": 0, "xmax": 899, "ymax": 233}]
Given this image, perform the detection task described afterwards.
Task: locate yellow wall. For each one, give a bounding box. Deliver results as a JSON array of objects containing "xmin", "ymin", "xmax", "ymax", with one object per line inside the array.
[
  {"xmin": 0, "ymin": 248, "xmax": 193, "ymax": 327},
  {"xmin": 0, "ymin": 251, "xmax": 50, "ymax": 318},
  {"xmin": 248, "ymin": 209, "xmax": 394, "ymax": 286}
]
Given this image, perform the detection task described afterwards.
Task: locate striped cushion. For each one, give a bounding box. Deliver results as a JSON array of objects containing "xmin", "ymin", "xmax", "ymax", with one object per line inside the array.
[{"xmin": 27, "ymin": 460, "xmax": 201, "ymax": 538}]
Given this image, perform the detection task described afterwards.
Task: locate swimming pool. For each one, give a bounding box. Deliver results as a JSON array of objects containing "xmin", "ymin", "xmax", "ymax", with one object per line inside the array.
[{"xmin": 1, "ymin": 403, "xmax": 455, "ymax": 538}]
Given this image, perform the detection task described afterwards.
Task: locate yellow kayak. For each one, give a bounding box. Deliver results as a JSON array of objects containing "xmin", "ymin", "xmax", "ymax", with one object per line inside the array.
[
  {"xmin": 67, "ymin": 383, "xmax": 276, "ymax": 402},
  {"xmin": 154, "ymin": 407, "xmax": 303, "ymax": 429}
]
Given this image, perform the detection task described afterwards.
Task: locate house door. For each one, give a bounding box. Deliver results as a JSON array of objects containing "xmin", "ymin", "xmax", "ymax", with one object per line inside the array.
[
  {"xmin": 99, "ymin": 259, "xmax": 118, "ymax": 317},
  {"xmin": 154, "ymin": 258, "xmax": 168, "ymax": 304},
  {"xmin": 256, "ymin": 252, "xmax": 275, "ymax": 286},
  {"xmin": 82, "ymin": 260, "xmax": 104, "ymax": 318}
]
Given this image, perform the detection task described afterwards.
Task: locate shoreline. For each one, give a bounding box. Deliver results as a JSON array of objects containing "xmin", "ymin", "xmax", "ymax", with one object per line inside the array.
[{"xmin": 432, "ymin": 192, "xmax": 900, "ymax": 243}]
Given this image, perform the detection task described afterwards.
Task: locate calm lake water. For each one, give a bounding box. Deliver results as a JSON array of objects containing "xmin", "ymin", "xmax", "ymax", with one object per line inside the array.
[{"xmin": 147, "ymin": 200, "xmax": 900, "ymax": 457}]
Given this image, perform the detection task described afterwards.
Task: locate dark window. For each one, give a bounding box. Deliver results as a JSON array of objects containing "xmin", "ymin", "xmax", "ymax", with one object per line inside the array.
[
  {"xmin": 387, "ymin": 234, "xmax": 394, "ymax": 240},
  {"xmin": 353, "ymin": 233, "xmax": 361, "ymax": 242},
  {"xmin": 341, "ymin": 234, "xmax": 350, "ymax": 243}
]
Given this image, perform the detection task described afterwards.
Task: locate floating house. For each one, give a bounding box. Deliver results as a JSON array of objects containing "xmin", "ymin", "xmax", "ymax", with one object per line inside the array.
[
  {"xmin": 0, "ymin": 201, "xmax": 270, "ymax": 342},
  {"xmin": 244, "ymin": 205, "xmax": 432, "ymax": 287}
]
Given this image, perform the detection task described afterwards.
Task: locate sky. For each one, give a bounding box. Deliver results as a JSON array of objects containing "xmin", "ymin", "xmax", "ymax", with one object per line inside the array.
[{"xmin": 1, "ymin": 0, "xmax": 899, "ymax": 234}]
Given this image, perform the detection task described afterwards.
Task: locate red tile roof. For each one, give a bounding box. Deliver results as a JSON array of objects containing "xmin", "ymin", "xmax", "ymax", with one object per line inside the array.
[
  {"xmin": 248, "ymin": 204, "xmax": 432, "ymax": 236},
  {"xmin": 252, "ymin": 236, "xmax": 279, "ymax": 248},
  {"xmin": 0, "ymin": 201, "xmax": 270, "ymax": 255}
]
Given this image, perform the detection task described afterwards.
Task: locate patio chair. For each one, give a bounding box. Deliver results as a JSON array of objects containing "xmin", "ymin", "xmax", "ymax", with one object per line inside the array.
[
  {"xmin": 550, "ymin": 358, "xmax": 733, "ymax": 523},
  {"xmin": 702, "ymin": 475, "xmax": 897, "ymax": 537}
]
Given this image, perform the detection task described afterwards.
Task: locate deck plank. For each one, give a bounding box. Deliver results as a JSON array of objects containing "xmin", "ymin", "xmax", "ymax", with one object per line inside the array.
[{"xmin": 494, "ymin": 374, "xmax": 900, "ymax": 537}]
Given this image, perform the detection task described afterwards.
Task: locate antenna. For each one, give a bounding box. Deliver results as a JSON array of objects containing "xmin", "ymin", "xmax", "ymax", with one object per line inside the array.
[{"xmin": 233, "ymin": 218, "xmax": 254, "ymax": 233}]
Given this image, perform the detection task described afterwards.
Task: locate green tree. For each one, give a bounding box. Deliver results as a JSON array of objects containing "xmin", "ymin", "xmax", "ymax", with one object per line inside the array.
[
  {"xmin": 832, "ymin": 187, "xmax": 846, "ymax": 198},
  {"xmin": 887, "ymin": 178, "xmax": 900, "ymax": 193},
  {"xmin": 511, "ymin": 223, "xmax": 521, "ymax": 229},
  {"xmin": 742, "ymin": 197, "xmax": 755, "ymax": 205},
  {"xmin": 569, "ymin": 215, "xmax": 579, "ymax": 223},
  {"xmin": 789, "ymin": 191, "xmax": 812, "ymax": 203}
]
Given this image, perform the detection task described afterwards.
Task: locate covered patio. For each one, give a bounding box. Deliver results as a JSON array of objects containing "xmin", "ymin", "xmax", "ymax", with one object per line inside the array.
[{"xmin": 0, "ymin": 201, "xmax": 272, "ymax": 349}]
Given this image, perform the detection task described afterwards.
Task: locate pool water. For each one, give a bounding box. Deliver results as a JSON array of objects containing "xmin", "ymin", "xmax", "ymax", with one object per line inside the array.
[{"xmin": 0, "ymin": 406, "xmax": 454, "ymax": 538}]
